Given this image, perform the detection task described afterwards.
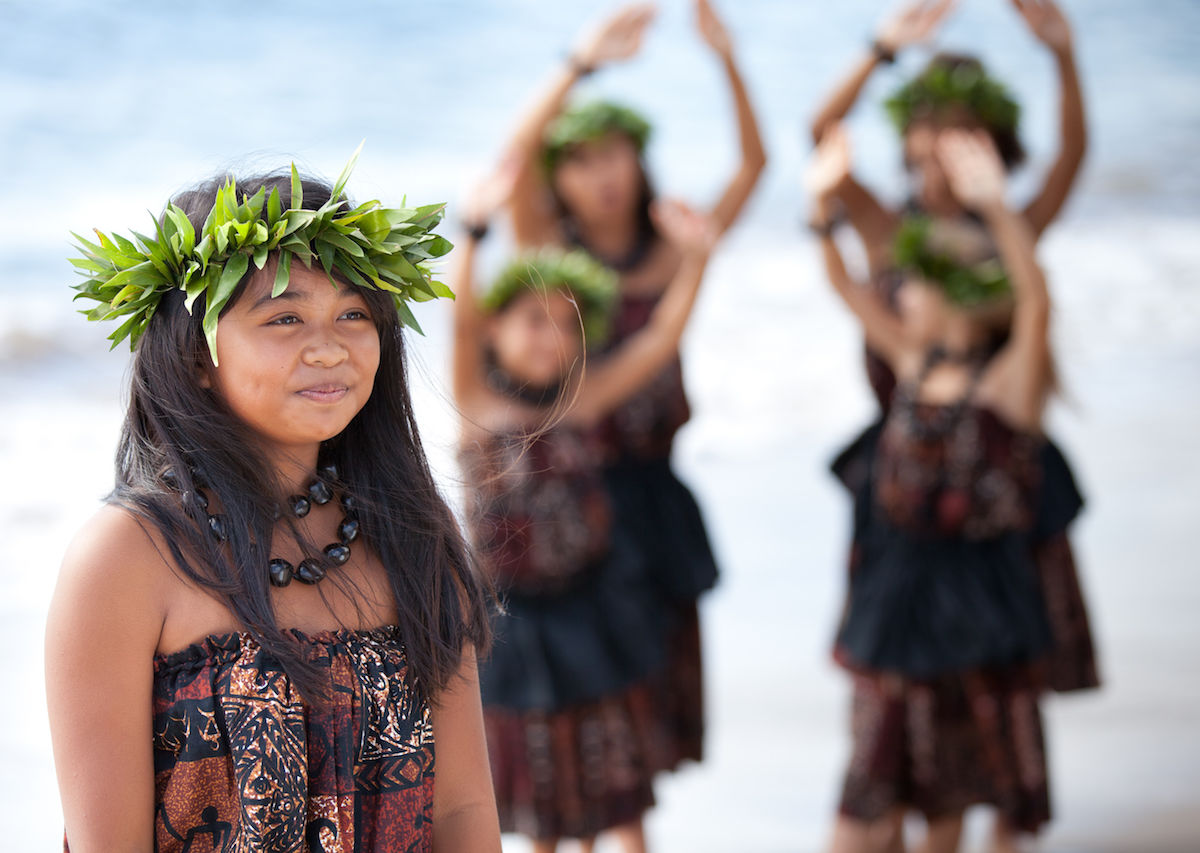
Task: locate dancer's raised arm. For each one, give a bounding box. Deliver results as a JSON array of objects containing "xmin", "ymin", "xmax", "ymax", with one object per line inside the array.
[
  {"xmin": 809, "ymin": 0, "xmax": 957, "ymax": 144},
  {"xmin": 939, "ymin": 129, "xmax": 1051, "ymax": 427},
  {"xmin": 1012, "ymin": 0, "xmax": 1088, "ymax": 236},
  {"xmin": 502, "ymin": 3, "xmax": 656, "ymax": 247},
  {"xmin": 568, "ymin": 200, "xmax": 715, "ymax": 424},
  {"xmin": 694, "ymin": 0, "xmax": 768, "ymax": 235},
  {"xmin": 807, "ymin": 125, "xmax": 909, "ymax": 366}
]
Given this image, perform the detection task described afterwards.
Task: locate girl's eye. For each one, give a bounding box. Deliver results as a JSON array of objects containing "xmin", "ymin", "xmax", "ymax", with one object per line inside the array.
[
  {"xmin": 341, "ymin": 309, "xmax": 370, "ymax": 321},
  {"xmin": 268, "ymin": 315, "xmax": 300, "ymax": 326}
]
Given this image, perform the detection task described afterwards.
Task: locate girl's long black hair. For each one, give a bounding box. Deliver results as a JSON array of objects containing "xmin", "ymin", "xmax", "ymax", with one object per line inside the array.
[{"xmin": 112, "ymin": 172, "xmax": 490, "ymax": 702}]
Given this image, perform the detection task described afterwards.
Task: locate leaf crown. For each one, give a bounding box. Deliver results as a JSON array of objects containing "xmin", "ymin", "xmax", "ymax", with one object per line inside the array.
[
  {"xmin": 481, "ymin": 248, "xmax": 618, "ymax": 345},
  {"xmin": 893, "ymin": 216, "xmax": 1012, "ymax": 307},
  {"xmin": 69, "ymin": 144, "xmax": 454, "ymax": 364},
  {"xmin": 542, "ymin": 100, "xmax": 652, "ymax": 174},
  {"xmin": 884, "ymin": 57, "xmax": 1020, "ymax": 137}
]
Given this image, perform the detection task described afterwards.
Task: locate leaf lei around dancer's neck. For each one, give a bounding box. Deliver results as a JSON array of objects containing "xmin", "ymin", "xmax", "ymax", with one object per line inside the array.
[
  {"xmin": 893, "ymin": 217, "xmax": 1011, "ymax": 307},
  {"xmin": 542, "ymin": 100, "xmax": 652, "ymax": 174},
  {"xmin": 884, "ymin": 61, "xmax": 1020, "ymax": 136},
  {"xmin": 69, "ymin": 142, "xmax": 454, "ymax": 364}
]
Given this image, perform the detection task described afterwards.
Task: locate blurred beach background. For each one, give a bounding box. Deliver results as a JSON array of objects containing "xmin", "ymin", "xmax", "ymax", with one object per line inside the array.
[{"xmin": 2, "ymin": 0, "xmax": 1198, "ymax": 849}]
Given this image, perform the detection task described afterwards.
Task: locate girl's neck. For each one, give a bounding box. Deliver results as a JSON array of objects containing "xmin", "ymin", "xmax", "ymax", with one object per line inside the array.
[
  {"xmin": 268, "ymin": 445, "xmax": 322, "ymax": 494},
  {"xmin": 572, "ymin": 215, "xmax": 639, "ymax": 262}
]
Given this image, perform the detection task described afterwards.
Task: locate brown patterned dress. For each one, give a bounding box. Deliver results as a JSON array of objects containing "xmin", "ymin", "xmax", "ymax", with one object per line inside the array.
[
  {"xmin": 597, "ymin": 292, "xmax": 719, "ymax": 771},
  {"xmin": 833, "ymin": 391, "xmax": 1068, "ymax": 834},
  {"xmin": 64, "ymin": 627, "xmax": 436, "ymax": 853},
  {"xmin": 463, "ymin": 424, "xmax": 670, "ymax": 840}
]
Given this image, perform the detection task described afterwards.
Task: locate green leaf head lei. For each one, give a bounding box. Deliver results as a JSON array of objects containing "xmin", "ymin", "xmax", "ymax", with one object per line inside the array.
[
  {"xmin": 893, "ymin": 216, "xmax": 1011, "ymax": 307},
  {"xmin": 884, "ymin": 56, "xmax": 1020, "ymax": 141},
  {"xmin": 69, "ymin": 143, "xmax": 454, "ymax": 365},
  {"xmin": 542, "ymin": 100, "xmax": 653, "ymax": 175},
  {"xmin": 481, "ymin": 248, "xmax": 618, "ymax": 345}
]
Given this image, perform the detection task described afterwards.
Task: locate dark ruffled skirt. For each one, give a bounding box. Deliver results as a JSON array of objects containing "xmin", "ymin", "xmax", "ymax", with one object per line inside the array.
[
  {"xmin": 831, "ymin": 420, "xmax": 1100, "ymax": 688},
  {"xmin": 480, "ymin": 525, "xmax": 667, "ymax": 712},
  {"xmin": 603, "ymin": 458, "xmax": 719, "ymax": 601}
]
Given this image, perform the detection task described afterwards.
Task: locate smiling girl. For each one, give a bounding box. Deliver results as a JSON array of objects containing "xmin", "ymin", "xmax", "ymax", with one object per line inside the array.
[{"xmin": 46, "ymin": 157, "xmax": 501, "ymax": 852}]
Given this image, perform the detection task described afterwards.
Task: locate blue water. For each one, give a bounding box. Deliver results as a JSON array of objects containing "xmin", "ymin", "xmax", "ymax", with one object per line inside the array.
[{"xmin": 1, "ymin": 0, "xmax": 1197, "ymax": 308}]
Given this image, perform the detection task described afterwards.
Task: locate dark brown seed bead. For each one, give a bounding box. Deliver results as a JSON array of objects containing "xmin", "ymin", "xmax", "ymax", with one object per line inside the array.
[
  {"xmin": 308, "ymin": 479, "xmax": 334, "ymax": 505},
  {"xmin": 162, "ymin": 468, "xmax": 180, "ymax": 490},
  {"xmin": 268, "ymin": 559, "xmax": 294, "ymax": 587},
  {"xmin": 338, "ymin": 517, "xmax": 360, "ymax": 544},
  {"xmin": 323, "ymin": 543, "xmax": 351, "ymax": 566},
  {"xmin": 340, "ymin": 493, "xmax": 356, "ymax": 513},
  {"xmin": 289, "ymin": 495, "xmax": 311, "ymax": 518},
  {"xmin": 183, "ymin": 489, "xmax": 209, "ymax": 512},
  {"xmin": 296, "ymin": 559, "xmax": 326, "ymax": 584},
  {"xmin": 319, "ymin": 464, "xmax": 339, "ymax": 482},
  {"xmin": 207, "ymin": 514, "xmax": 228, "ymax": 542}
]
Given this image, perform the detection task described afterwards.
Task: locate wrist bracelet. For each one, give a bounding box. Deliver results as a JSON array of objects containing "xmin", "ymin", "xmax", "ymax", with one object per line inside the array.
[
  {"xmin": 463, "ymin": 221, "xmax": 490, "ymax": 242},
  {"xmin": 566, "ymin": 54, "xmax": 596, "ymax": 78},
  {"xmin": 807, "ymin": 213, "xmax": 841, "ymax": 238},
  {"xmin": 871, "ymin": 40, "xmax": 896, "ymax": 65}
]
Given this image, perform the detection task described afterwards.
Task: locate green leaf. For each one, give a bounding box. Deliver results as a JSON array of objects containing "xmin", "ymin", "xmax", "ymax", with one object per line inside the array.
[
  {"xmin": 290, "ymin": 162, "xmax": 303, "ymax": 211},
  {"xmin": 331, "ymin": 139, "xmax": 364, "ymax": 203},
  {"xmin": 272, "ymin": 251, "xmax": 292, "ymax": 297}
]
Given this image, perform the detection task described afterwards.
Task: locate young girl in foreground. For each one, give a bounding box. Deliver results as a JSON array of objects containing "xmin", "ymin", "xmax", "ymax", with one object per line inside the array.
[
  {"xmin": 452, "ymin": 170, "xmax": 715, "ymax": 852},
  {"xmin": 46, "ymin": 156, "xmax": 501, "ymax": 852},
  {"xmin": 809, "ymin": 126, "xmax": 1073, "ymax": 853}
]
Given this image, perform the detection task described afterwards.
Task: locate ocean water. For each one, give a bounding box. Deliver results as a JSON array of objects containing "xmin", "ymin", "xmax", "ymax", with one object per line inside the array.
[{"xmin": 2, "ymin": 1, "xmax": 1199, "ymax": 850}]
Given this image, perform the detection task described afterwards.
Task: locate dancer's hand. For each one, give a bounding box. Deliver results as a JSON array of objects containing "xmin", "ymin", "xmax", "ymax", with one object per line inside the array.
[
  {"xmin": 937, "ymin": 129, "xmax": 1007, "ymax": 213},
  {"xmin": 461, "ymin": 156, "xmax": 522, "ymax": 232},
  {"xmin": 695, "ymin": 0, "xmax": 733, "ymax": 59},
  {"xmin": 1011, "ymin": 0, "xmax": 1073, "ymax": 55},
  {"xmin": 573, "ymin": 3, "xmax": 657, "ymax": 70},
  {"xmin": 876, "ymin": 0, "xmax": 957, "ymax": 55},
  {"xmin": 652, "ymin": 199, "xmax": 717, "ymax": 259},
  {"xmin": 805, "ymin": 124, "xmax": 852, "ymax": 201}
]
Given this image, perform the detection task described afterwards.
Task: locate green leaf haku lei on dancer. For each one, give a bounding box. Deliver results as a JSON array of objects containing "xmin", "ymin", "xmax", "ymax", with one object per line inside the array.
[
  {"xmin": 542, "ymin": 100, "xmax": 653, "ymax": 174},
  {"xmin": 893, "ymin": 216, "xmax": 1012, "ymax": 307},
  {"xmin": 482, "ymin": 248, "xmax": 618, "ymax": 345},
  {"xmin": 885, "ymin": 60, "xmax": 1020, "ymax": 137},
  {"xmin": 69, "ymin": 142, "xmax": 454, "ymax": 364}
]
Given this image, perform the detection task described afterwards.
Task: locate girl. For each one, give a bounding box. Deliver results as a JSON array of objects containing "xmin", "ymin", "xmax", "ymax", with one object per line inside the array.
[
  {"xmin": 812, "ymin": 0, "xmax": 1099, "ymax": 700},
  {"xmin": 46, "ymin": 157, "xmax": 501, "ymax": 852},
  {"xmin": 452, "ymin": 167, "xmax": 716, "ymax": 852},
  {"xmin": 809, "ymin": 126, "xmax": 1076, "ymax": 853},
  {"xmin": 498, "ymin": 0, "xmax": 767, "ymax": 771}
]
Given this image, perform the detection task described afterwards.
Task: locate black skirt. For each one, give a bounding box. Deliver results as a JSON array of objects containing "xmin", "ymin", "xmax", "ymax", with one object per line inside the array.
[{"xmin": 603, "ymin": 458, "xmax": 719, "ymax": 602}]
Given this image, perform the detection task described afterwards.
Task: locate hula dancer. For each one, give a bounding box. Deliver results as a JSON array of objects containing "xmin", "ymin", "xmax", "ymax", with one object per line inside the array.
[
  {"xmin": 46, "ymin": 150, "xmax": 501, "ymax": 851},
  {"xmin": 808, "ymin": 125, "xmax": 1091, "ymax": 853},
  {"xmin": 810, "ymin": 0, "xmax": 1100, "ymax": 730},
  {"xmin": 452, "ymin": 166, "xmax": 716, "ymax": 852},
  {"xmin": 497, "ymin": 0, "xmax": 767, "ymax": 772}
]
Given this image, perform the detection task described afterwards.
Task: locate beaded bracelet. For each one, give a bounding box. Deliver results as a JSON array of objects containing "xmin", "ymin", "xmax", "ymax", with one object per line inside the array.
[
  {"xmin": 871, "ymin": 40, "xmax": 896, "ymax": 65},
  {"xmin": 566, "ymin": 54, "xmax": 596, "ymax": 78},
  {"xmin": 463, "ymin": 220, "xmax": 490, "ymax": 242}
]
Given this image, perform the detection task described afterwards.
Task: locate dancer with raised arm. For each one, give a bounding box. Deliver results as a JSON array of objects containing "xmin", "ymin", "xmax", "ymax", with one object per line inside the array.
[
  {"xmin": 454, "ymin": 165, "xmax": 716, "ymax": 853},
  {"xmin": 809, "ymin": 125, "xmax": 1089, "ymax": 853},
  {"xmin": 498, "ymin": 0, "xmax": 767, "ymax": 773}
]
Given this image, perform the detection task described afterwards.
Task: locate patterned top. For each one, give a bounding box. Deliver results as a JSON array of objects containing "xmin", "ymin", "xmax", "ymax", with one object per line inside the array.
[
  {"xmin": 597, "ymin": 292, "xmax": 691, "ymax": 462},
  {"xmin": 68, "ymin": 627, "xmax": 436, "ymax": 853},
  {"xmin": 876, "ymin": 400, "xmax": 1041, "ymax": 540},
  {"xmin": 460, "ymin": 425, "xmax": 612, "ymax": 597}
]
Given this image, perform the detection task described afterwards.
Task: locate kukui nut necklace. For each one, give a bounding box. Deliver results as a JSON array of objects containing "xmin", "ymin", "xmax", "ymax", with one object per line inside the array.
[{"xmin": 170, "ymin": 465, "xmax": 359, "ymax": 587}]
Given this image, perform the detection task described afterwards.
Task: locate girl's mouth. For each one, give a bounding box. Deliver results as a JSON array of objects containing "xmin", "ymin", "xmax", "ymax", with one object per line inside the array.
[{"xmin": 297, "ymin": 384, "xmax": 349, "ymax": 403}]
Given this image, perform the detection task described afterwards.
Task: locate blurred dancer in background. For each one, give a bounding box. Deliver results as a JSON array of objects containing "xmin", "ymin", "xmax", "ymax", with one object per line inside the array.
[
  {"xmin": 452, "ymin": 163, "xmax": 716, "ymax": 853},
  {"xmin": 809, "ymin": 7, "xmax": 1100, "ymax": 848},
  {"xmin": 809, "ymin": 124, "xmax": 1084, "ymax": 853},
  {"xmin": 494, "ymin": 0, "xmax": 767, "ymax": 778}
]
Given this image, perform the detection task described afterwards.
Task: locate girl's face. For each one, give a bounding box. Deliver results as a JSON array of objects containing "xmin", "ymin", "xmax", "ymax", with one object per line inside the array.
[
  {"xmin": 552, "ymin": 132, "xmax": 643, "ymax": 227},
  {"xmin": 204, "ymin": 264, "xmax": 381, "ymax": 462},
  {"xmin": 488, "ymin": 289, "xmax": 583, "ymax": 389}
]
